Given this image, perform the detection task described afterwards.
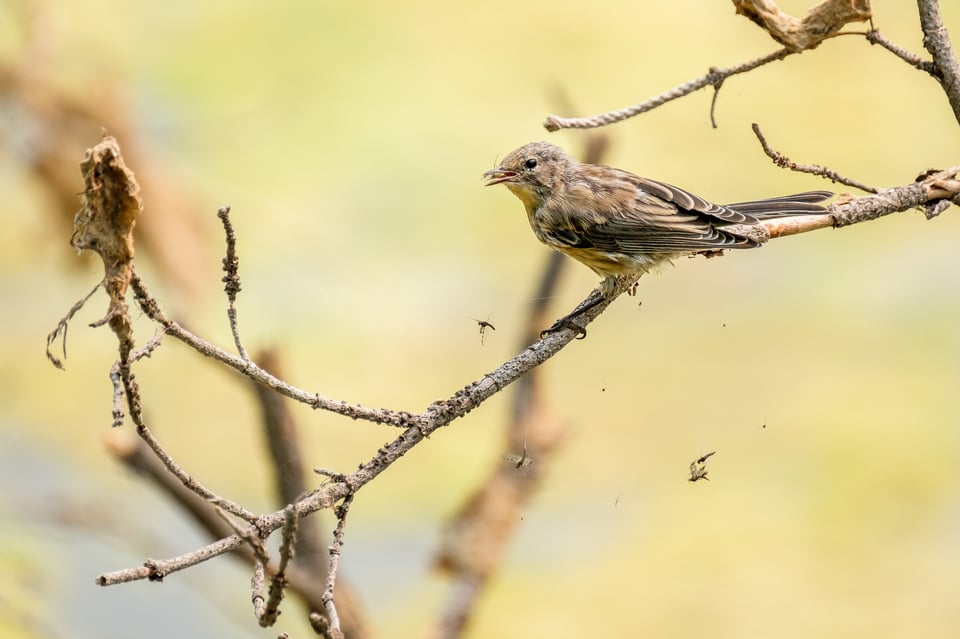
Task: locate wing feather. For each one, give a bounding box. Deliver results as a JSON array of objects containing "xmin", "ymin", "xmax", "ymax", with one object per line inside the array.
[{"xmin": 540, "ymin": 167, "xmax": 829, "ymax": 255}]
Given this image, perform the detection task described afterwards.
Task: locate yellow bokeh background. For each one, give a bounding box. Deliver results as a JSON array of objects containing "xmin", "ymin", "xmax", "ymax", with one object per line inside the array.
[{"xmin": 1, "ymin": 1, "xmax": 959, "ymax": 638}]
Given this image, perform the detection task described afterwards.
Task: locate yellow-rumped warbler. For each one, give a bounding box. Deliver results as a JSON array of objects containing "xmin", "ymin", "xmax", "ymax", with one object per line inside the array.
[{"xmin": 483, "ymin": 142, "xmax": 831, "ymax": 334}]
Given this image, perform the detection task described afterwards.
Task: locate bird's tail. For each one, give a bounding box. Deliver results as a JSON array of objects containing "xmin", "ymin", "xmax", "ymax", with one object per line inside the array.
[{"xmin": 725, "ymin": 190, "xmax": 833, "ymax": 218}]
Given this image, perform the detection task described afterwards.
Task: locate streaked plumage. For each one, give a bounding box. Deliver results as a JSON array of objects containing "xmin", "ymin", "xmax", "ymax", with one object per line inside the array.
[{"xmin": 483, "ymin": 142, "xmax": 832, "ymax": 297}]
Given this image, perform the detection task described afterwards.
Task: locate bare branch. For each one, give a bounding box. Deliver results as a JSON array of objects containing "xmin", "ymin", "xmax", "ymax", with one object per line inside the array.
[
  {"xmin": 252, "ymin": 349, "xmax": 325, "ymax": 557},
  {"xmin": 321, "ymin": 495, "xmax": 354, "ymax": 639},
  {"xmin": 95, "ymin": 163, "xmax": 958, "ymax": 590},
  {"xmin": 252, "ymin": 349, "xmax": 372, "ymax": 632},
  {"xmin": 109, "ymin": 329, "xmax": 166, "ymax": 427},
  {"xmin": 129, "ymin": 401, "xmax": 259, "ymax": 522},
  {"xmin": 251, "ymin": 560, "xmax": 267, "ymax": 621},
  {"xmin": 725, "ymin": 166, "xmax": 960, "ymax": 243},
  {"xmin": 260, "ymin": 505, "xmax": 298, "ymax": 627},
  {"xmin": 63, "ymin": 138, "xmax": 257, "ymax": 524},
  {"xmin": 217, "ymin": 505, "xmax": 271, "ymax": 571},
  {"xmin": 105, "ymin": 434, "xmax": 370, "ymax": 638},
  {"xmin": 751, "ymin": 123, "xmax": 880, "ymax": 193},
  {"xmin": 129, "ymin": 272, "xmax": 417, "ymax": 428},
  {"xmin": 66, "ymin": 109, "xmax": 958, "ymax": 639},
  {"xmin": 543, "ymin": 49, "xmax": 792, "ymax": 131},
  {"xmin": 918, "ymin": 0, "xmax": 960, "ymax": 123},
  {"xmin": 128, "ymin": 260, "xmax": 604, "ymax": 425},
  {"xmin": 107, "ymin": 435, "xmax": 255, "ymax": 541},
  {"xmin": 216, "ymin": 205, "xmax": 250, "ymax": 361},
  {"xmin": 544, "ymin": 1, "xmax": 881, "ymax": 133},
  {"xmin": 98, "ymin": 172, "xmax": 957, "ymax": 586},
  {"xmin": 866, "ymin": 29, "xmax": 938, "ymax": 75},
  {"xmin": 96, "ymin": 532, "xmax": 255, "ymax": 585}
]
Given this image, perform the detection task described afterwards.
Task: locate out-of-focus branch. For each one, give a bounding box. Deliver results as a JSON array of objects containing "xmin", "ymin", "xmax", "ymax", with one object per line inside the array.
[
  {"xmin": 427, "ymin": 133, "xmax": 602, "ymax": 639},
  {"xmin": 251, "ymin": 349, "xmax": 371, "ymax": 639},
  {"xmin": 0, "ymin": 4, "xmax": 214, "ymax": 297}
]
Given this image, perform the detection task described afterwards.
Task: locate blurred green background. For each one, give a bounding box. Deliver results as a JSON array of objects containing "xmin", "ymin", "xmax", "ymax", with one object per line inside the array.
[{"xmin": 2, "ymin": 1, "xmax": 960, "ymax": 637}]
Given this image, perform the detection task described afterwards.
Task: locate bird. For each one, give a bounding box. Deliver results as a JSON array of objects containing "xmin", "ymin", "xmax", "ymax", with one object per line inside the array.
[{"xmin": 483, "ymin": 142, "xmax": 832, "ymax": 336}]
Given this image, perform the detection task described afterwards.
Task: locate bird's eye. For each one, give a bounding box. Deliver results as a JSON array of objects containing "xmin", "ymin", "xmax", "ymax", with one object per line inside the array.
[{"xmin": 523, "ymin": 158, "xmax": 538, "ymax": 170}]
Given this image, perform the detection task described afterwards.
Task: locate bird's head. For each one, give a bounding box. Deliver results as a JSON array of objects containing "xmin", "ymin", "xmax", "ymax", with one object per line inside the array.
[{"xmin": 482, "ymin": 142, "xmax": 576, "ymax": 211}]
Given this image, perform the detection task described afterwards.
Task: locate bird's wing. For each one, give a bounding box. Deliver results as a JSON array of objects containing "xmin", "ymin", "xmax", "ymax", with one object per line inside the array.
[{"xmin": 543, "ymin": 170, "xmax": 760, "ymax": 254}]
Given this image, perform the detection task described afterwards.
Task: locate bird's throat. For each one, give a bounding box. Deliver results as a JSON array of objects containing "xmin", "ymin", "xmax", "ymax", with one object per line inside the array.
[{"xmin": 505, "ymin": 183, "xmax": 542, "ymax": 216}]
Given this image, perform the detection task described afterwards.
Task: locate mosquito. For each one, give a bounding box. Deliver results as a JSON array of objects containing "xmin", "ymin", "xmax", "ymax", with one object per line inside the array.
[{"xmin": 688, "ymin": 451, "xmax": 716, "ymax": 482}]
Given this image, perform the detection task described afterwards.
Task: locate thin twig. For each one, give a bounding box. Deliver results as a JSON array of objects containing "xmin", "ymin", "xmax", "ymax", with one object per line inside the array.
[
  {"xmin": 251, "ymin": 350, "xmax": 371, "ymax": 636},
  {"xmin": 252, "ymin": 560, "xmax": 267, "ymax": 621},
  {"xmin": 866, "ymin": 29, "xmax": 937, "ymax": 75},
  {"xmin": 217, "ymin": 505, "xmax": 271, "ymax": 566},
  {"xmin": 543, "ymin": 48, "xmax": 792, "ymax": 131},
  {"xmin": 129, "ymin": 272, "xmax": 418, "ymax": 429},
  {"xmin": 261, "ymin": 505, "xmax": 298, "ymax": 627},
  {"xmin": 751, "ymin": 123, "xmax": 880, "ymax": 193},
  {"xmin": 114, "ymin": 341, "xmax": 259, "ymax": 522},
  {"xmin": 709, "ymin": 71, "xmax": 724, "ymax": 129},
  {"xmin": 252, "ymin": 349, "xmax": 328, "ymax": 568},
  {"xmin": 108, "ymin": 435, "xmax": 255, "ymax": 545},
  {"xmin": 217, "ymin": 206, "xmax": 250, "ymax": 361},
  {"xmin": 322, "ymin": 495, "xmax": 354, "ymax": 639},
  {"xmin": 45, "ymin": 278, "xmax": 104, "ymax": 370},
  {"xmin": 130, "ymin": 407, "xmax": 259, "ymax": 522},
  {"xmin": 108, "ymin": 329, "xmax": 167, "ymax": 427}
]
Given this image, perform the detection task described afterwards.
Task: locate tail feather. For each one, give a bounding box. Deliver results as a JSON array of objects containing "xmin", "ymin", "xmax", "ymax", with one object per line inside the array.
[{"xmin": 725, "ymin": 190, "xmax": 833, "ymax": 218}]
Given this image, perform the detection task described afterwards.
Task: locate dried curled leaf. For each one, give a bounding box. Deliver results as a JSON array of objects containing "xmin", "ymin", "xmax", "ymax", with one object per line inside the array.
[
  {"xmin": 72, "ymin": 136, "xmax": 142, "ymax": 282},
  {"xmin": 72, "ymin": 136, "xmax": 142, "ymax": 353},
  {"xmin": 733, "ymin": 0, "xmax": 872, "ymax": 52},
  {"xmin": 47, "ymin": 137, "xmax": 142, "ymax": 369}
]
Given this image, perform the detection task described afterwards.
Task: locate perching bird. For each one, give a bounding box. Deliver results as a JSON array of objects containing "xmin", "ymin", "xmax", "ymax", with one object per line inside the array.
[{"xmin": 483, "ymin": 142, "xmax": 831, "ymax": 334}]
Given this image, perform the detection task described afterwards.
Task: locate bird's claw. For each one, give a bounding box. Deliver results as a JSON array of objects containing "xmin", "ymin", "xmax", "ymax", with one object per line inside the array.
[{"xmin": 540, "ymin": 317, "xmax": 587, "ymax": 340}]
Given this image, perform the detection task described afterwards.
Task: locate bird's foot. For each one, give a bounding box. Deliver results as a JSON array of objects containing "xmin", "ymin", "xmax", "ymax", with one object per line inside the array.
[
  {"xmin": 540, "ymin": 289, "xmax": 609, "ymax": 340},
  {"xmin": 540, "ymin": 315, "xmax": 588, "ymax": 340}
]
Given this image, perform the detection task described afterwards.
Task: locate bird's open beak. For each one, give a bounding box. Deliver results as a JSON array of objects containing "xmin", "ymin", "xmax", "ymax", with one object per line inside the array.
[{"xmin": 482, "ymin": 168, "xmax": 517, "ymax": 186}]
